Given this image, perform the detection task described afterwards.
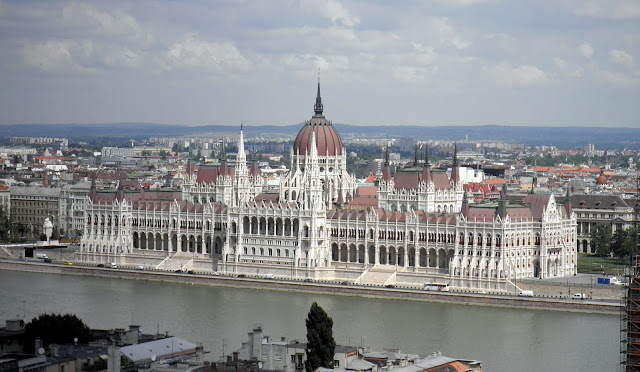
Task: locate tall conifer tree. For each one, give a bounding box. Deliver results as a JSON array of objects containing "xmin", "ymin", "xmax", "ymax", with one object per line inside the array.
[{"xmin": 305, "ymin": 302, "xmax": 336, "ymax": 372}]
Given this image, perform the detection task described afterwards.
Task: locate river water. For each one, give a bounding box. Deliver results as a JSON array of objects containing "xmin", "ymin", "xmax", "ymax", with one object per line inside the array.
[{"xmin": 0, "ymin": 270, "xmax": 619, "ymax": 371}]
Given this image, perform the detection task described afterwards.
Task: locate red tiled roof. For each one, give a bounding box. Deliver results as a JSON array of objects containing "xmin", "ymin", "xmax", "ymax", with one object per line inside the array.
[{"xmin": 255, "ymin": 193, "xmax": 279, "ymax": 203}]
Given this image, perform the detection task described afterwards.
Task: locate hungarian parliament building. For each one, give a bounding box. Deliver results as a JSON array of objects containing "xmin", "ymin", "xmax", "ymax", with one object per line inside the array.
[{"xmin": 79, "ymin": 84, "xmax": 577, "ymax": 290}]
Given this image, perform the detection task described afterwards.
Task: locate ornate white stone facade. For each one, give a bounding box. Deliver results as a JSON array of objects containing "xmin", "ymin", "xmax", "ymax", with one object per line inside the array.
[{"xmin": 78, "ymin": 85, "xmax": 577, "ymax": 289}]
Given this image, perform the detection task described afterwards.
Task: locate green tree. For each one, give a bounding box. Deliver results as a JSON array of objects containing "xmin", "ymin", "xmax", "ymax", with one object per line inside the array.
[
  {"xmin": 305, "ymin": 302, "xmax": 335, "ymax": 372},
  {"xmin": 24, "ymin": 313, "xmax": 92, "ymax": 353},
  {"xmin": 591, "ymin": 223, "xmax": 613, "ymax": 257},
  {"xmin": 612, "ymin": 227, "xmax": 637, "ymax": 260},
  {"xmin": 0, "ymin": 206, "xmax": 11, "ymax": 241}
]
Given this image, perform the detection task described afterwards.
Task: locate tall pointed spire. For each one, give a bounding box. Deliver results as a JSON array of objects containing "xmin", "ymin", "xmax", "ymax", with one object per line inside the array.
[
  {"xmin": 497, "ymin": 188, "xmax": 507, "ymax": 220},
  {"xmin": 89, "ymin": 175, "xmax": 97, "ymax": 200},
  {"xmin": 424, "ymin": 143, "xmax": 429, "ymax": 166},
  {"xmin": 461, "ymin": 190, "xmax": 469, "ymax": 217},
  {"xmin": 564, "ymin": 186, "xmax": 573, "ymax": 217},
  {"xmin": 310, "ymin": 131, "xmax": 318, "ymax": 160},
  {"xmin": 382, "ymin": 143, "xmax": 391, "ymax": 182},
  {"xmin": 237, "ymin": 123, "xmax": 247, "ymax": 170},
  {"xmin": 451, "ymin": 143, "xmax": 460, "ymax": 184},
  {"xmin": 314, "ymin": 78, "xmax": 323, "ymax": 116},
  {"xmin": 116, "ymin": 175, "xmax": 125, "ymax": 202},
  {"xmin": 421, "ymin": 144, "xmax": 432, "ymax": 184},
  {"xmin": 453, "ymin": 143, "xmax": 458, "ymax": 166},
  {"xmin": 531, "ymin": 159, "xmax": 538, "ymax": 194}
]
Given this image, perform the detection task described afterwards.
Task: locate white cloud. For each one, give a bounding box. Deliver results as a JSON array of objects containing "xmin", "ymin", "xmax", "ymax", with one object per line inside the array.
[
  {"xmin": 298, "ymin": 0, "xmax": 360, "ymax": 27},
  {"xmin": 23, "ymin": 40, "xmax": 81, "ymax": 72},
  {"xmin": 610, "ymin": 49, "xmax": 635, "ymax": 68},
  {"xmin": 423, "ymin": 0, "xmax": 499, "ymax": 8},
  {"xmin": 164, "ymin": 34, "xmax": 252, "ymax": 73},
  {"xmin": 284, "ymin": 54, "xmax": 329, "ymax": 72},
  {"xmin": 391, "ymin": 65, "xmax": 437, "ymax": 84},
  {"xmin": 574, "ymin": 0, "xmax": 640, "ymax": 19},
  {"xmin": 579, "ymin": 42, "xmax": 594, "ymax": 59},
  {"xmin": 22, "ymin": 39, "xmax": 145, "ymax": 72},
  {"xmin": 426, "ymin": 17, "xmax": 472, "ymax": 50},
  {"xmin": 600, "ymin": 70, "xmax": 640, "ymax": 86},
  {"xmin": 490, "ymin": 63, "xmax": 552, "ymax": 86},
  {"xmin": 553, "ymin": 57, "xmax": 584, "ymax": 78},
  {"xmin": 60, "ymin": 3, "xmax": 153, "ymax": 45}
]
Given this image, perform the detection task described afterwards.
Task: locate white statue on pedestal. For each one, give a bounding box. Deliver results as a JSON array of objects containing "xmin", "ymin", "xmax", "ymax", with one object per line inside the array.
[{"xmin": 43, "ymin": 218, "xmax": 53, "ymax": 245}]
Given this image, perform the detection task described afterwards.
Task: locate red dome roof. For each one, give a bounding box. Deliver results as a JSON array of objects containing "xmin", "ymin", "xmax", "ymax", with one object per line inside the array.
[
  {"xmin": 596, "ymin": 171, "xmax": 607, "ymax": 185},
  {"xmin": 293, "ymin": 82, "xmax": 343, "ymax": 157},
  {"xmin": 294, "ymin": 121, "xmax": 343, "ymax": 156}
]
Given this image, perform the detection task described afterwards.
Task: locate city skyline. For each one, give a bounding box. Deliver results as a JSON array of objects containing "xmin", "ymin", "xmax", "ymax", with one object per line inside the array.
[{"xmin": 0, "ymin": 0, "xmax": 639, "ymax": 127}]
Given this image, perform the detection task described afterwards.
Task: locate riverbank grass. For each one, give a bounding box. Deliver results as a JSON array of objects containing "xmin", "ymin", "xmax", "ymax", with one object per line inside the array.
[{"xmin": 577, "ymin": 253, "xmax": 628, "ymax": 275}]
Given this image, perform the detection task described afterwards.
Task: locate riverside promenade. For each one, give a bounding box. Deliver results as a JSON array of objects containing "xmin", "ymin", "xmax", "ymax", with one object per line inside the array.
[{"xmin": 0, "ymin": 259, "xmax": 621, "ymax": 315}]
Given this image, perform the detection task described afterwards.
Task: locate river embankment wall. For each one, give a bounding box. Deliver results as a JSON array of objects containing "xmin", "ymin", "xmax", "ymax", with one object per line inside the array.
[{"xmin": 0, "ymin": 260, "xmax": 620, "ymax": 315}]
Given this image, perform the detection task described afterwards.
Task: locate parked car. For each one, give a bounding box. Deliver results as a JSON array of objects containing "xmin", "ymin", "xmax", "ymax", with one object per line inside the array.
[
  {"xmin": 385, "ymin": 284, "xmax": 395, "ymax": 288},
  {"xmin": 211, "ymin": 271, "xmax": 220, "ymax": 276},
  {"xmin": 303, "ymin": 278, "xmax": 313, "ymax": 282},
  {"xmin": 237, "ymin": 274, "xmax": 246, "ymax": 278},
  {"xmin": 135, "ymin": 265, "xmax": 144, "ymax": 270},
  {"xmin": 64, "ymin": 261, "xmax": 73, "ymax": 266},
  {"xmin": 572, "ymin": 293, "xmax": 587, "ymax": 300},
  {"xmin": 174, "ymin": 269, "xmax": 183, "ymax": 273},
  {"xmin": 43, "ymin": 258, "xmax": 53, "ymax": 263},
  {"xmin": 97, "ymin": 263, "xmax": 105, "ymax": 267},
  {"xmin": 187, "ymin": 270, "xmax": 195, "ymax": 274}
]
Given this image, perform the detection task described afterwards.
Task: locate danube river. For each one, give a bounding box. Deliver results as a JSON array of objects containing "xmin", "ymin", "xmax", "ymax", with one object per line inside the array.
[{"xmin": 0, "ymin": 270, "xmax": 618, "ymax": 371}]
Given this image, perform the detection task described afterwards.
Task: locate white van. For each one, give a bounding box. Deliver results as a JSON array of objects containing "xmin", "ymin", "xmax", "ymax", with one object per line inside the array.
[
  {"xmin": 36, "ymin": 253, "xmax": 49, "ymax": 259},
  {"xmin": 110, "ymin": 262, "xmax": 118, "ymax": 269},
  {"xmin": 264, "ymin": 273, "xmax": 275, "ymax": 279},
  {"xmin": 519, "ymin": 290, "xmax": 534, "ymax": 297},
  {"xmin": 572, "ymin": 293, "xmax": 587, "ymax": 300}
]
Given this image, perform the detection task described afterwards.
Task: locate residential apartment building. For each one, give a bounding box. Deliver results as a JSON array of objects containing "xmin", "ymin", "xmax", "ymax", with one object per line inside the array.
[{"xmin": 10, "ymin": 186, "xmax": 62, "ymax": 237}]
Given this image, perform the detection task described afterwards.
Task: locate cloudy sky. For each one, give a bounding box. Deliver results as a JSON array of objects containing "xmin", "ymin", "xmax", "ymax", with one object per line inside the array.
[{"xmin": 0, "ymin": 0, "xmax": 639, "ymax": 128}]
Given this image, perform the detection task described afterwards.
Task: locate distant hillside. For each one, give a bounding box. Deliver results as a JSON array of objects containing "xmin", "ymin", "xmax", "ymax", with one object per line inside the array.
[{"xmin": 0, "ymin": 123, "xmax": 638, "ymax": 148}]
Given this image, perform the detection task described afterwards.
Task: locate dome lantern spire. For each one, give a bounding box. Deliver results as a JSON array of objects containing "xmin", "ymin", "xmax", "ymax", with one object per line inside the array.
[{"xmin": 314, "ymin": 78, "xmax": 323, "ymax": 116}]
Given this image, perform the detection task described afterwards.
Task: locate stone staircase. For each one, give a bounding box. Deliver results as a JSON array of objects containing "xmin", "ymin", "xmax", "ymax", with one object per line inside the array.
[
  {"xmin": 356, "ymin": 265, "xmax": 397, "ymax": 286},
  {"xmin": 0, "ymin": 247, "xmax": 15, "ymax": 259},
  {"xmin": 156, "ymin": 252, "xmax": 194, "ymax": 271}
]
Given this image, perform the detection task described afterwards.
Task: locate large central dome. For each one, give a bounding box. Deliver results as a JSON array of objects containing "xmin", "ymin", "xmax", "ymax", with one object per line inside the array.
[{"xmin": 293, "ymin": 82, "xmax": 343, "ymax": 157}]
